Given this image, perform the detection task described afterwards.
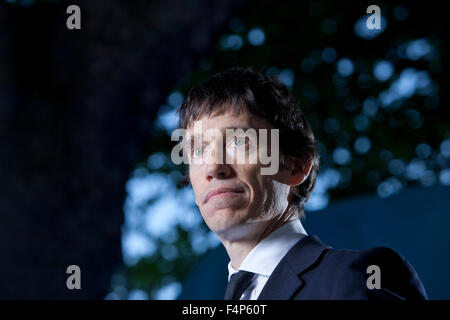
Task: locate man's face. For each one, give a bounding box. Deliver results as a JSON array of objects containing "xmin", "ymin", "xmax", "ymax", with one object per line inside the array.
[{"xmin": 186, "ymin": 107, "xmax": 293, "ymax": 240}]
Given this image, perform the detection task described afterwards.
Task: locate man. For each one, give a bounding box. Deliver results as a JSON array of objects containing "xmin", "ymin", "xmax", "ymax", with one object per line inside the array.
[{"xmin": 175, "ymin": 67, "xmax": 427, "ymax": 300}]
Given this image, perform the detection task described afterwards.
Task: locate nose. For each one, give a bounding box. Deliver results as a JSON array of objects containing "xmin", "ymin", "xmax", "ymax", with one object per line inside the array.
[
  {"xmin": 202, "ymin": 138, "xmax": 231, "ymax": 181},
  {"xmin": 205, "ymin": 162, "xmax": 231, "ymax": 181}
]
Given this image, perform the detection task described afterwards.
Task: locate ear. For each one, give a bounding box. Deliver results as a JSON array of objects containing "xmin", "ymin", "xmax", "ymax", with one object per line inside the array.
[{"xmin": 284, "ymin": 155, "xmax": 312, "ymax": 187}]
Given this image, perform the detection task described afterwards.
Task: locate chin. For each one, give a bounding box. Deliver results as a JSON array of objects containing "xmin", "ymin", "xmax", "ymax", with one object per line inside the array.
[{"xmin": 202, "ymin": 208, "xmax": 244, "ymax": 230}]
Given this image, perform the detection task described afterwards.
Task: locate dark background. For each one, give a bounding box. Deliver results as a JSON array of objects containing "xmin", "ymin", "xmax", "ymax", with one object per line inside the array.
[{"xmin": 0, "ymin": 0, "xmax": 448, "ymax": 299}]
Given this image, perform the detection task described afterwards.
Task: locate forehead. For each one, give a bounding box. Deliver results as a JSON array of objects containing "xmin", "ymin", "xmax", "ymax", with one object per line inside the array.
[{"xmin": 186, "ymin": 108, "xmax": 273, "ymax": 134}]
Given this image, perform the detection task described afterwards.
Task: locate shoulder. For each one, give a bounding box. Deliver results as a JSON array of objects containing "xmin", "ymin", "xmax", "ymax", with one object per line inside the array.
[{"xmin": 322, "ymin": 246, "xmax": 428, "ymax": 300}]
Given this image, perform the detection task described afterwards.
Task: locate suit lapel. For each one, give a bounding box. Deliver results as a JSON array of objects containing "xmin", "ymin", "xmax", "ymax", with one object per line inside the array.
[{"xmin": 257, "ymin": 234, "xmax": 332, "ymax": 300}]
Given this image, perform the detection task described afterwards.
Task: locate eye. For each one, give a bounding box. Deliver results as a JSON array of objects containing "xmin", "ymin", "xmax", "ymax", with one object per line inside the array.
[
  {"xmin": 232, "ymin": 136, "xmax": 246, "ymax": 147},
  {"xmin": 192, "ymin": 146, "xmax": 203, "ymax": 157}
]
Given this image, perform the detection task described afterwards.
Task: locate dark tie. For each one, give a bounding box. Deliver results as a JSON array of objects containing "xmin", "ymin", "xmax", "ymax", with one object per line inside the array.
[{"xmin": 224, "ymin": 271, "xmax": 255, "ymax": 300}]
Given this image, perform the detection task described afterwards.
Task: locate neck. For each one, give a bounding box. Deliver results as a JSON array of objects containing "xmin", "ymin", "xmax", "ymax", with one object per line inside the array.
[{"xmin": 218, "ymin": 209, "xmax": 295, "ymax": 270}]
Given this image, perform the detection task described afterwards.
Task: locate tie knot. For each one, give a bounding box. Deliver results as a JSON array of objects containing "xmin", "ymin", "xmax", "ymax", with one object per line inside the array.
[{"xmin": 224, "ymin": 271, "xmax": 255, "ymax": 300}]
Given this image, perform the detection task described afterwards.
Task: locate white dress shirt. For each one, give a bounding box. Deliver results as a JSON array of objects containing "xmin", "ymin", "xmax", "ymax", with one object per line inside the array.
[{"xmin": 227, "ymin": 219, "xmax": 308, "ymax": 300}]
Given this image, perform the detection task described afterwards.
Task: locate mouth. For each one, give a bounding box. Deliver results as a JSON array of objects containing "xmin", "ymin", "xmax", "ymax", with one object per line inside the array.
[{"xmin": 204, "ymin": 187, "xmax": 245, "ymax": 204}]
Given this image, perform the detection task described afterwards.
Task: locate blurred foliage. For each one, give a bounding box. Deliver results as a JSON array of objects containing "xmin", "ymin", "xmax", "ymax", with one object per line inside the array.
[{"xmin": 106, "ymin": 0, "xmax": 449, "ymax": 299}]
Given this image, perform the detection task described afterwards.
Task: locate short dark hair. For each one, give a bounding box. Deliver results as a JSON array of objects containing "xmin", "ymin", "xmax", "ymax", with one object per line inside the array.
[{"xmin": 176, "ymin": 67, "xmax": 320, "ymax": 219}]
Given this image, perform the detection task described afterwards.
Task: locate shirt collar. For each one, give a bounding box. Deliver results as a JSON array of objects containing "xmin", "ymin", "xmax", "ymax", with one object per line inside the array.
[{"xmin": 227, "ymin": 219, "xmax": 308, "ymax": 281}]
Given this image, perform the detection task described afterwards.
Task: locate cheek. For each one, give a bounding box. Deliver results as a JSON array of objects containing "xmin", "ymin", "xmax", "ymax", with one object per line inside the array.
[
  {"xmin": 246, "ymin": 175, "xmax": 272, "ymax": 211},
  {"xmin": 260, "ymin": 178, "xmax": 290, "ymax": 214},
  {"xmin": 189, "ymin": 167, "xmax": 203, "ymax": 204}
]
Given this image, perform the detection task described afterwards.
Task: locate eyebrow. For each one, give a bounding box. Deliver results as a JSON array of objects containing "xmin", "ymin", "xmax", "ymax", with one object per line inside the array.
[{"xmin": 224, "ymin": 126, "xmax": 252, "ymax": 131}]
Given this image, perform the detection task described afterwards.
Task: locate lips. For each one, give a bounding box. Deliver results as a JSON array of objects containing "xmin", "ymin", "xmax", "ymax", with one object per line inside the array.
[{"xmin": 204, "ymin": 186, "xmax": 245, "ymax": 204}]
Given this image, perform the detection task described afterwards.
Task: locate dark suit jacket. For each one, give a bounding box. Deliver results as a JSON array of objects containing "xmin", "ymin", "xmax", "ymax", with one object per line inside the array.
[{"xmin": 257, "ymin": 234, "xmax": 427, "ymax": 300}]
